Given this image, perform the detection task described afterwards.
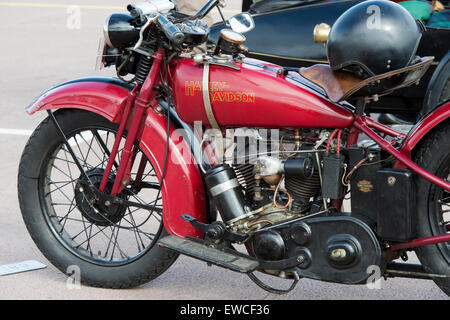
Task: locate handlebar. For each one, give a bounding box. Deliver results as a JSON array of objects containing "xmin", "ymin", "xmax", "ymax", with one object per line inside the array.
[
  {"xmin": 131, "ymin": 0, "xmax": 220, "ymax": 49},
  {"xmin": 195, "ymin": 0, "xmax": 220, "ymax": 19}
]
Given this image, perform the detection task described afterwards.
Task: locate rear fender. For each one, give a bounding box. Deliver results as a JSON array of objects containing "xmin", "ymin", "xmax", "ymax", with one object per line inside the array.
[
  {"xmin": 423, "ymin": 51, "xmax": 450, "ymax": 114},
  {"xmin": 399, "ymin": 101, "xmax": 450, "ymax": 160},
  {"xmin": 28, "ymin": 77, "xmax": 206, "ymax": 238}
]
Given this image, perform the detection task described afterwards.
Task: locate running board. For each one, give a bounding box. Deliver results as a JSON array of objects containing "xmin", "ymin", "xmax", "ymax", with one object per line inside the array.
[{"xmin": 158, "ymin": 235, "xmax": 260, "ymax": 273}]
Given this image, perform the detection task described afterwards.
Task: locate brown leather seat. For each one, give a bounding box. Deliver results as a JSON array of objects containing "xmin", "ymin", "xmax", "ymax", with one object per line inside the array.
[
  {"xmin": 299, "ymin": 56, "xmax": 434, "ymax": 103},
  {"xmin": 300, "ymin": 64, "xmax": 362, "ymax": 103}
]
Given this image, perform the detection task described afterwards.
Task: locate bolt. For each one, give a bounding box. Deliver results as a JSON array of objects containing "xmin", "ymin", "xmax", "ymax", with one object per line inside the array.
[
  {"xmin": 387, "ymin": 176, "xmax": 396, "ymax": 186},
  {"xmin": 105, "ymin": 200, "xmax": 111, "ymax": 207},
  {"xmin": 331, "ymin": 249, "xmax": 346, "ymax": 259},
  {"xmin": 297, "ymin": 255, "xmax": 305, "ymax": 263},
  {"xmin": 193, "ymin": 53, "xmax": 204, "ymax": 64}
]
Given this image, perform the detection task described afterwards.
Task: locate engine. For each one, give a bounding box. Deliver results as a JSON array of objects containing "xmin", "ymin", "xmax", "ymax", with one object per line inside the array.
[
  {"xmin": 203, "ymin": 128, "xmax": 383, "ymax": 284},
  {"xmin": 205, "ymin": 128, "xmax": 325, "ymax": 237}
]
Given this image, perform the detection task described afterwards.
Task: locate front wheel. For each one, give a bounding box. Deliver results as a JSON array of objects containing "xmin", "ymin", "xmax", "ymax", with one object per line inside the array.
[
  {"xmin": 414, "ymin": 124, "xmax": 450, "ymax": 296},
  {"xmin": 18, "ymin": 109, "xmax": 178, "ymax": 288}
]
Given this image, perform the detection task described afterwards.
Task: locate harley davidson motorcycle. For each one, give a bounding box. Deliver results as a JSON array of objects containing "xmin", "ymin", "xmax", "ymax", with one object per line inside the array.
[{"xmin": 18, "ymin": 0, "xmax": 450, "ymax": 295}]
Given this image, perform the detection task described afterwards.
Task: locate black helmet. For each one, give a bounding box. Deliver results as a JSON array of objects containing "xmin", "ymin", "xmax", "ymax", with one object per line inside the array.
[{"xmin": 327, "ymin": 0, "xmax": 423, "ymax": 79}]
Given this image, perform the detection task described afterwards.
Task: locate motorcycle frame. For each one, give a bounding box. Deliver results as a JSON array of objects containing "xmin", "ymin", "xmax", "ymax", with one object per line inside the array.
[
  {"xmin": 347, "ymin": 111, "xmax": 450, "ymax": 258},
  {"xmin": 27, "ymin": 48, "xmax": 450, "ymax": 260}
]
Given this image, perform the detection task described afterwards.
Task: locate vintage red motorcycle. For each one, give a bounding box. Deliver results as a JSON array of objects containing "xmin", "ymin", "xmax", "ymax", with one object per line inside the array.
[{"xmin": 18, "ymin": 0, "xmax": 450, "ymax": 295}]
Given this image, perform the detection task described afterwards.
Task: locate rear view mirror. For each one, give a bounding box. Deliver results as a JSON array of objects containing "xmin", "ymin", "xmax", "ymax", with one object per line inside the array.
[{"xmin": 227, "ymin": 13, "xmax": 255, "ymax": 34}]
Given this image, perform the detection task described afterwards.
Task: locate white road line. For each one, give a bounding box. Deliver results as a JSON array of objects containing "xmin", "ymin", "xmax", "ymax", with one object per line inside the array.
[
  {"xmin": 0, "ymin": 128, "xmax": 33, "ymax": 136},
  {"xmin": 0, "ymin": 2, "xmax": 123, "ymax": 10}
]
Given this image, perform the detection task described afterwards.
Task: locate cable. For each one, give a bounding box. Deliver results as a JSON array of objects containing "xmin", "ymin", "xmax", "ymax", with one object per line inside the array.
[
  {"xmin": 343, "ymin": 157, "xmax": 369, "ymax": 186},
  {"xmin": 326, "ymin": 129, "xmax": 339, "ymax": 153},
  {"xmin": 248, "ymin": 271, "xmax": 300, "ymax": 295},
  {"xmin": 273, "ymin": 176, "xmax": 293, "ymax": 210},
  {"xmin": 337, "ymin": 129, "xmax": 342, "ymax": 154}
]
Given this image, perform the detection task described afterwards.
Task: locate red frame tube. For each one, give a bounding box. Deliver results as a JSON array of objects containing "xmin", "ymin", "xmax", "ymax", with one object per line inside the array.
[
  {"xmin": 354, "ymin": 116, "xmax": 450, "ymax": 192},
  {"xmin": 99, "ymin": 85, "xmax": 139, "ymax": 193},
  {"xmin": 363, "ymin": 116, "xmax": 406, "ymax": 139},
  {"xmin": 110, "ymin": 102, "xmax": 147, "ymax": 195},
  {"xmin": 352, "ymin": 115, "xmax": 450, "ymax": 256},
  {"xmin": 101, "ymin": 50, "xmax": 164, "ymax": 196},
  {"xmin": 389, "ymin": 233, "xmax": 450, "ymax": 251}
]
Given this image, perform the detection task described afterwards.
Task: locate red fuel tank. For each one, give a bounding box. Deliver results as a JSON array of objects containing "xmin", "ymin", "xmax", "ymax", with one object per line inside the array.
[{"xmin": 171, "ymin": 58, "xmax": 354, "ymax": 128}]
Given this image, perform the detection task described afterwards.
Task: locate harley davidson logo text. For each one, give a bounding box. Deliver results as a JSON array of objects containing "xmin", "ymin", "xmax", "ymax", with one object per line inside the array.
[
  {"xmin": 185, "ymin": 81, "xmax": 256, "ymax": 103},
  {"xmin": 357, "ymin": 180, "xmax": 374, "ymax": 193}
]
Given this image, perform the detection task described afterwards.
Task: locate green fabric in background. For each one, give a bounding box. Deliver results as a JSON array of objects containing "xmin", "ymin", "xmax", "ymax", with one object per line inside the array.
[
  {"xmin": 426, "ymin": 10, "xmax": 450, "ymax": 27},
  {"xmin": 399, "ymin": 0, "xmax": 433, "ymax": 23}
]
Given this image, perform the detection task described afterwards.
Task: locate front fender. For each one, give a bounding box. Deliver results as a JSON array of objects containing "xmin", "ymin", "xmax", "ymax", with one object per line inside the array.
[
  {"xmin": 28, "ymin": 77, "xmax": 206, "ymax": 238},
  {"xmin": 27, "ymin": 77, "xmax": 134, "ymax": 122},
  {"xmin": 400, "ymin": 101, "xmax": 450, "ymax": 159},
  {"xmin": 139, "ymin": 105, "xmax": 206, "ymax": 238}
]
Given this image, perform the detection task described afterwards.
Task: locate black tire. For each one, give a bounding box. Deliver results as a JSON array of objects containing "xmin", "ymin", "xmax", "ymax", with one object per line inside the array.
[
  {"xmin": 440, "ymin": 77, "xmax": 450, "ymax": 103},
  {"xmin": 414, "ymin": 124, "xmax": 450, "ymax": 296},
  {"xmin": 422, "ymin": 71, "xmax": 450, "ymax": 116},
  {"xmin": 18, "ymin": 109, "xmax": 178, "ymax": 288}
]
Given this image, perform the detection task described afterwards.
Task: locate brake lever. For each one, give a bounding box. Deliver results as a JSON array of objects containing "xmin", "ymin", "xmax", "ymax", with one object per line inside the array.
[{"xmin": 181, "ymin": 214, "xmax": 248, "ymax": 242}]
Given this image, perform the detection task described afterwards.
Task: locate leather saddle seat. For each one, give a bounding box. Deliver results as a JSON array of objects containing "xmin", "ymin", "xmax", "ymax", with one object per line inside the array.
[{"xmin": 298, "ymin": 56, "xmax": 434, "ymax": 103}]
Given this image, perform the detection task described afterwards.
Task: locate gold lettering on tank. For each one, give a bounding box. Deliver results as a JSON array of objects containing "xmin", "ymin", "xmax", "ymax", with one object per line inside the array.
[{"xmin": 184, "ymin": 81, "xmax": 255, "ymax": 103}]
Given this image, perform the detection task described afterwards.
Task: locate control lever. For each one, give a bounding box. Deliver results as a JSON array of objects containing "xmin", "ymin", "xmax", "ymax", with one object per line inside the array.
[
  {"xmin": 181, "ymin": 214, "xmax": 248, "ymax": 242},
  {"xmin": 157, "ymin": 15, "xmax": 185, "ymax": 46}
]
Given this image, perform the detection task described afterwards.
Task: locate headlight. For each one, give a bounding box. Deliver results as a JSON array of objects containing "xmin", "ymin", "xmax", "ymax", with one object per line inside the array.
[{"xmin": 103, "ymin": 13, "xmax": 140, "ymax": 49}]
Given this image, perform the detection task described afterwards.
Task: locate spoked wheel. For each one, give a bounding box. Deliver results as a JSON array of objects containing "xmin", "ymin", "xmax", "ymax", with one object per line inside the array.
[
  {"xmin": 18, "ymin": 109, "xmax": 178, "ymax": 288},
  {"xmin": 415, "ymin": 125, "xmax": 450, "ymax": 296}
]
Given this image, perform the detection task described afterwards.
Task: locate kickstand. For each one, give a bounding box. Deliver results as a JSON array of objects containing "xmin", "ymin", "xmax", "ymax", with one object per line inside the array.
[{"xmin": 248, "ymin": 271, "xmax": 300, "ymax": 295}]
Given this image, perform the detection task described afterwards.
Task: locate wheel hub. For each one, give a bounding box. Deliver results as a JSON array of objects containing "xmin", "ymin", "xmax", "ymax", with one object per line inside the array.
[{"xmin": 74, "ymin": 168, "xmax": 127, "ymax": 227}]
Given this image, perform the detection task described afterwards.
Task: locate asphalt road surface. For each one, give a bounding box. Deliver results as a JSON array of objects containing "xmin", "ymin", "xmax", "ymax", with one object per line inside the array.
[{"xmin": 0, "ymin": 0, "xmax": 448, "ymax": 300}]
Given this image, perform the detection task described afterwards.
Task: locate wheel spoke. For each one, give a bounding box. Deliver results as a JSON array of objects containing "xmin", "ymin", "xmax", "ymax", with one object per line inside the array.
[
  {"xmin": 42, "ymin": 126, "xmax": 162, "ymax": 265},
  {"xmin": 45, "ymin": 180, "xmax": 73, "ymax": 197},
  {"xmin": 126, "ymin": 208, "xmax": 146, "ymax": 251},
  {"xmin": 92, "ymin": 130, "xmax": 120, "ymax": 170}
]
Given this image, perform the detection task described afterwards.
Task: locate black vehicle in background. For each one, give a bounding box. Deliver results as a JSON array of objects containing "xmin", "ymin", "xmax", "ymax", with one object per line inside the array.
[{"xmin": 210, "ymin": 0, "xmax": 450, "ymax": 123}]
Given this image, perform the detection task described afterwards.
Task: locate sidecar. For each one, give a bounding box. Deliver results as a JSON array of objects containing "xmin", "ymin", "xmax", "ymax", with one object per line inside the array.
[{"xmin": 209, "ymin": 0, "xmax": 450, "ymax": 119}]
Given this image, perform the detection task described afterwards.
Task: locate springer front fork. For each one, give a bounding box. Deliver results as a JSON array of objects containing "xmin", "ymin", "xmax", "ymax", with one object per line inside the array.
[
  {"xmin": 101, "ymin": 51, "xmax": 164, "ymax": 197},
  {"xmin": 49, "ymin": 50, "xmax": 164, "ymax": 211}
]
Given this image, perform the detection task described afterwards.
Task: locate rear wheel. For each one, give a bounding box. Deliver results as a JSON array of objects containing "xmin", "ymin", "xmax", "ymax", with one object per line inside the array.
[
  {"xmin": 18, "ymin": 109, "xmax": 178, "ymax": 288},
  {"xmin": 414, "ymin": 125, "xmax": 450, "ymax": 296}
]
